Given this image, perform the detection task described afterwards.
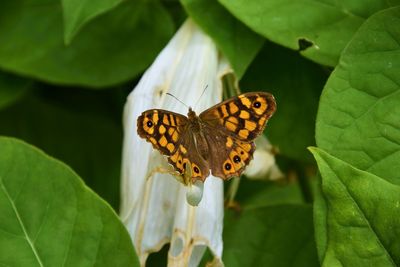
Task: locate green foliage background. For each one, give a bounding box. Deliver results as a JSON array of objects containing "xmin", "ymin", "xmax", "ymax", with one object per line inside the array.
[{"xmin": 0, "ymin": 0, "xmax": 399, "ymax": 266}]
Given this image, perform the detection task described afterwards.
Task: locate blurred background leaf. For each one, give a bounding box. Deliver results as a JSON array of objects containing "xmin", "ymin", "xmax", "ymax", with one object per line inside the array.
[
  {"xmin": 181, "ymin": 0, "xmax": 264, "ymax": 78},
  {"xmin": 62, "ymin": 0, "xmax": 124, "ymax": 44},
  {"xmin": 223, "ymin": 204, "xmax": 318, "ymax": 267},
  {"xmin": 241, "ymin": 41, "xmax": 328, "ymax": 163},
  {"xmin": 218, "ymin": 0, "xmax": 400, "ymax": 66},
  {"xmin": 0, "ymin": 71, "xmax": 32, "ymax": 110},
  {"xmin": 0, "ymin": 137, "xmax": 139, "ymax": 266},
  {"xmin": 0, "ymin": 0, "xmax": 174, "ymax": 87},
  {"xmin": 0, "ymin": 85, "xmax": 127, "ymax": 210}
]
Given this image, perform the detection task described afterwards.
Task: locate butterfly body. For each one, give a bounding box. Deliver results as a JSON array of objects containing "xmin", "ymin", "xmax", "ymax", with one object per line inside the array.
[{"xmin": 137, "ymin": 92, "xmax": 276, "ymax": 184}]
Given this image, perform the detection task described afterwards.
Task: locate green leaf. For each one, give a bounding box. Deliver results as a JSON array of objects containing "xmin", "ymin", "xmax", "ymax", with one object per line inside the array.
[
  {"xmin": 62, "ymin": 0, "xmax": 124, "ymax": 44},
  {"xmin": 241, "ymin": 42, "xmax": 328, "ymax": 162},
  {"xmin": 310, "ymin": 147, "xmax": 400, "ymax": 266},
  {"xmin": 181, "ymin": 0, "xmax": 264, "ymax": 78},
  {"xmin": 235, "ymin": 178, "xmax": 305, "ymax": 208},
  {"xmin": 0, "ymin": 0, "xmax": 173, "ymax": 87},
  {"xmin": 223, "ymin": 204, "xmax": 318, "ymax": 267},
  {"xmin": 219, "ymin": 0, "xmax": 400, "ymax": 66},
  {"xmin": 0, "ymin": 88, "xmax": 122, "ymax": 209},
  {"xmin": 316, "ymin": 7, "xmax": 400, "ymax": 184},
  {"xmin": 0, "ymin": 136, "xmax": 139, "ymax": 266},
  {"xmin": 0, "ymin": 71, "xmax": 31, "ymax": 110}
]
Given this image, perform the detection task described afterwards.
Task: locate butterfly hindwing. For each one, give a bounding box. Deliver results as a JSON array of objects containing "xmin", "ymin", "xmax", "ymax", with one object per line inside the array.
[
  {"xmin": 137, "ymin": 109, "xmax": 187, "ymax": 156},
  {"xmin": 199, "ymin": 92, "xmax": 276, "ymax": 142},
  {"xmin": 167, "ymin": 131, "xmax": 210, "ymax": 182},
  {"xmin": 202, "ymin": 124, "xmax": 255, "ymax": 179}
]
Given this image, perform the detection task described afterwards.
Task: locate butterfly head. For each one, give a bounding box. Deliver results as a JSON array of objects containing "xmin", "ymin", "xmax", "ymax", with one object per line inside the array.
[{"xmin": 187, "ymin": 107, "xmax": 197, "ymax": 120}]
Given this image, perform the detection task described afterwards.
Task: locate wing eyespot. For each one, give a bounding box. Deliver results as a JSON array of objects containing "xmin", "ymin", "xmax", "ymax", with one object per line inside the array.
[{"xmin": 224, "ymin": 163, "xmax": 232, "ymax": 170}]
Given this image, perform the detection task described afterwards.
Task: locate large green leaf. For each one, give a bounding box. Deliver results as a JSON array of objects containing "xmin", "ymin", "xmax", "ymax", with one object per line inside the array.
[
  {"xmin": 0, "ymin": 71, "xmax": 31, "ymax": 110},
  {"xmin": 180, "ymin": 0, "xmax": 264, "ymax": 78},
  {"xmin": 241, "ymin": 42, "xmax": 327, "ymax": 162},
  {"xmin": 310, "ymin": 147, "xmax": 400, "ymax": 266},
  {"xmin": 223, "ymin": 204, "xmax": 318, "ymax": 267},
  {"xmin": 0, "ymin": 0, "xmax": 173, "ymax": 87},
  {"xmin": 0, "ymin": 88, "xmax": 123, "ymax": 209},
  {"xmin": 219, "ymin": 0, "xmax": 400, "ymax": 66},
  {"xmin": 62, "ymin": 0, "xmax": 124, "ymax": 44},
  {"xmin": 0, "ymin": 137, "xmax": 139, "ymax": 266},
  {"xmin": 316, "ymin": 7, "xmax": 400, "ymax": 184}
]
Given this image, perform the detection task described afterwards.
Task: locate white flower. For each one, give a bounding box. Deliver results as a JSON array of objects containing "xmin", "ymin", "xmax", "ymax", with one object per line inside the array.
[
  {"xmin": 120, "ymin": 20, "xmax": 228, "ymax": 266},
  {"xmin": 244, "ymin": 136, "xmax": 283, "ymax": 181}
]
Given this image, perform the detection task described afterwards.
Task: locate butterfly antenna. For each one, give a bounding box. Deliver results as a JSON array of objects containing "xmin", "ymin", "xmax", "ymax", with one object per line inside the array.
[
  {"xmin": 193, "ymin": 85, "xmax": 208, "ymax": 110},
  {"xmin": 166, "ymin": 93, "xmax": 189, "ymax": 109}
]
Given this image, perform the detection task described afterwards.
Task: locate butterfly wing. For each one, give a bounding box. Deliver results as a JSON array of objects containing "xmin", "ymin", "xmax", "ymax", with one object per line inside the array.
[
  {"xmin": 137, "ymin": 109, "xmax": 188, "ymax": 156},
  {"xmin": 167, "ymin": 130, "xmax": 210, "ymax": 182},
  {"xmin": 202, "ymin": 124, "xmax": 255, "ymax": 179},
  {"xmin": 137, "ymin": 109, "xmax": 209, "ymax": 182},
  {"xmin": 199, "ymin": 92, "xmax": 276, "ymax": 179},
  {"xmin": 199, "ymin": 92, "xmax": 276, "ymax": 141}
]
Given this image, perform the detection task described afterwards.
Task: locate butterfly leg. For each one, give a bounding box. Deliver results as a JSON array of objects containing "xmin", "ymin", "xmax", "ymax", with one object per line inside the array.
[{"xmin": 145, "ymin": 165, "xmax": 193, "ymax": 186}]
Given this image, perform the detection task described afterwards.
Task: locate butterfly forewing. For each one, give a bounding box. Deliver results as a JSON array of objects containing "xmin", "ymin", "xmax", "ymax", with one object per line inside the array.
[
  {"xmin": 137, "ymin": 109, "xmax": 210, "ymax": 182},
  {"xmin": 137, "ymin": 109, "xmax": 188, "ymax": 156},
  {"xmin": 199, "ymin": 92, "xmax": 276, "ymax": 141}
]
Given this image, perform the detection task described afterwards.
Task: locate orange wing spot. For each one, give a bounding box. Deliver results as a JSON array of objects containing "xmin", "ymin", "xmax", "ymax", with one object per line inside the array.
[
  {"xmin": 158, "ymin": 136, "xmax": 168, "ymax": 147},
  {"xmin": 222, "ymin": 159, "xmax": 236, "ymax": 175},
  {"xmin": 238, "ymin": 129, "xmax": 249, "ymax": 139},
  {"xmin": 239, "ymin": 96, "xmax": 251, "ymax": 108},
  {"xmin": 227, "ymin": 116, "xmax": 239, "ymax": 125},
  {"xmin": 220, "ymin": 104, "xmax": 229, "ymax": 117},
  {"xmin": 239, "ymin": 110, "xmax": 250, "ymax": 119},
  {"xmin": 226, "ymin": 137, "xmax": 233, "ymax": 148},
  {"xmin": 169, "ymin": 114, "xmax": 176, "ymax": 126},
  {"xmin": 149, "ymin": 137, "xmax": 157, "ymax": 145},
  {"xmin": 229, "ymin": 151, "xmax": 244, "ymax": 170},
  {"xmin": 170, "ymin": 151, "xmax": 179, "ymax": 162},
  {"xmin": 191, "ymin": 163, "xmax": 202, "ymax": 178},
  {"xmin": 143, "ymin": 119, "xmax": 154, "ymax": 135},
  {"xmin": 239, "ymin": 142, "xmax": 252, "ymax": 152},
  {"xmin": 176, "ymin": 154, "xmax": 183, "ymax": 170},
  {"xmin": 171, "ymin": 131, "xmax": 179, "ymax": 142},
  {"xmin": 225, "ymin": 121, "xmax": 237, "ymax": 132},
  {"xmin": 163, "ymin": 114, "xmax": 170, "ymax": 125},
  {"xmin": 159, "ymin": 125, "xmax": 166, "ymax": 134},
  {"xmin": 245, "ymin": 120, "xmax": 257, "ymax": 131},
  {"xmin": 166, "ymin": 143, "xmax": 175, "ymax": 153},
  {"xmin": 258, "ymin": 117, "xmax": 267, "ymax": 127},
  {"xmin": 235, "ymin": 147, "xmax": 249, "ymax": 161},
  {"xmin": 152, "ymin": 112, "xmax": 159, "ymax": 125},
  {"xmin": 179, "ymin": 145, "xmax": 187, "ymax": 154},
  {"xmin": 229, "ymin": 102, "xmax": 239, "ymax": 114},
  {"xmin": 168, "ymin": 128, "xmax": 175, "ymax": 136},
  {"xmin": 253, "ymin": 97, "xmax": 268, "ymax": 115}
]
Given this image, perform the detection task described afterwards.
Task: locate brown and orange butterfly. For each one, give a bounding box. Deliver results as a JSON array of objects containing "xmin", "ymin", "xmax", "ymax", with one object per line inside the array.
[{"xmin": 137, "ymin": 92, "xmax": 276, "ymax": 184}]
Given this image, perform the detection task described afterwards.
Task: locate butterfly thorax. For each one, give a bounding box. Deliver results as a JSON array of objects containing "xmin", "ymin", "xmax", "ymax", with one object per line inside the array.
[{"xmin": 187, "ymin": 108, "xmax": 201, "ymax": 133}]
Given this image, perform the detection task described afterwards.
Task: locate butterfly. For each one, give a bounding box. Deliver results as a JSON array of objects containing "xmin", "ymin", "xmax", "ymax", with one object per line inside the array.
[{"xmin": 137, "ymin": 92, "xmax": 276, "ymax": 184}]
